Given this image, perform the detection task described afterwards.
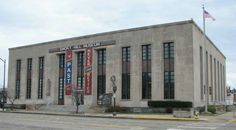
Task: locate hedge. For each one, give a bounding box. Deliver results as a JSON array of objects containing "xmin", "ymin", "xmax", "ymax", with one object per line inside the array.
[
  {"xmin": 148, "ymin": 100, "xmax": 192, "ymax": 108},
  {"xmin": 208, "ymin": 105, "xmax": 216, "ymax": 114}
]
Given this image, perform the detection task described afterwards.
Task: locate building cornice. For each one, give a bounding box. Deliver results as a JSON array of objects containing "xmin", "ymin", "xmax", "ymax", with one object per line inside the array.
[{"xmin": 8, "ymin": 19, "xmax": 226, "ymax": 59}]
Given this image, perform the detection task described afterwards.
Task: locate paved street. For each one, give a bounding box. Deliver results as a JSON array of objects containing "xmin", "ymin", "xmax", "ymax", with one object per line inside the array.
[{"xmin": 0, "ymin": 112, "xmax": 235, "ymax": 130}]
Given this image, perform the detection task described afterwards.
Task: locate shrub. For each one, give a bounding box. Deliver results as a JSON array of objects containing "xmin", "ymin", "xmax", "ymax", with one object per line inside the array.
[
  {"xmin": 148, "ymin": 100, "xmax": 192, "ymax": 108},
  {"xmin": 208, "ymin": 105, "xmax": 216, "ymax": 114}
]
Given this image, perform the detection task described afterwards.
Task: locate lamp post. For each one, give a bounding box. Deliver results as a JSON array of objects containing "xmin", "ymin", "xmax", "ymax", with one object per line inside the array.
[{"xmin": 0, "ymin": 58, "xmax": 6, "ymax": 112}]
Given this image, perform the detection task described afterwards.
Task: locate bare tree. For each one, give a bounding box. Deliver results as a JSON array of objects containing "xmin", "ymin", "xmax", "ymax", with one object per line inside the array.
[
  {"xmin": 7, "ymin": 95, "xmax": 16, "ymax": 111},
  {"xmin": 72, "ymin": 90, "xmax": 81, "ymax": 114}
]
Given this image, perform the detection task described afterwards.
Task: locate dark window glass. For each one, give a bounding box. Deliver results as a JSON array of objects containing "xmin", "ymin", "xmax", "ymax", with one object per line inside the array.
[
  {"xmin": 200, "ymin": 46, "xmax": 203, "ymax": 100},
  {"xmin": 122, "ymin": 47, "xmax": 131, "ymax": 99},
  {"xmin": 104, "ymin": 50, "xmax": 106, "ymax": 64},
  {"xmin": 148, "ymin": 45, "xmax": 151, "ymax": 60},
  {"xmin": 220, "ymin": 64, "xmax": 222, "ymax": 101},
  {"xmin": 142, "ymin": 46, "xmax": 146, "ymax": 60},
  {"xmin": 58, "ymin": 54, "xmax": 65, "ymax": 104},
  {"xmin": 142, "ymin": 45, "xmax": 151, "ymax": 99},
  {"xmin": 164, "ymin": 71, "xmax": 175, "ymax": 99},
  {"xmin": 205, "ymin": 51, "xmax": 208, "ymax": 95},
  {"xmin": 170, "ymin": 72, "xmax": 174, "ymax": 83},
  {"xmin": 170, "ymin": 43, "xmax": 174, "ymax": 58},
  {"xmin": 127, "ymin": 47, "xmax": 131, "ymax": 61},
  {"xmin": 223, "ymin": 66, "xmax": 225, "ymax": 101},
  {"xmin": 59, "ymin": 54, "xmax": 65, "ymax": 68},
  {"xmin": 15, "ymin": 60, "xmax": 21, "ymax": 99},
  {"xmin": 58, "ymin": 77, "xmax": 64, "ymax": 99},
  {"xmin": 210, "ymin": 55, "xmax": 213, "ymax": 101},
  {"xmin": 26, "ymin": 58, "xmax": 32, "ymax": 99},
  {"xmin": 164, "ymin": 42, "xmax": 175, "ymax": 99},
  {"xmin": 217, "ymin": 61, "xmax": 220, "ymax": 101},
  {"xmin": 164, "ymin": 42, "xmax": 174, "ymax": 59},
  {"xmin": 214, "ymin": 58, "xmax": 217, "ymax": 101},
  {"xmin": 77, "ymin": 52, "xmax": 84, "ymax": 105},
  {"xmin": 97, "ymin": 49, "xmax": 106, "ymax": 101},
  {"xmin": 38, "ymin": 57, "xmax": 44, "ymax": 99}
]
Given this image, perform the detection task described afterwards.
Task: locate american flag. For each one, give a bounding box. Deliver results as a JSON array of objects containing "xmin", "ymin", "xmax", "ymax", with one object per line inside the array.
[{"xmin": 204, "ymin": 10, "xmax": 216, "ymax": 21}]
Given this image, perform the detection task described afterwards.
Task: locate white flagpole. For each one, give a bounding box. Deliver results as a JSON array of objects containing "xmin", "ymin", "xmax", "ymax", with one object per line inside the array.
[
  {"xmin": 203, "ymin": 4, "xmax": 208, "ymax": 113},
  {"xmin": 203, "ymin": 5, "xmax": 206, "ymax": 34}
]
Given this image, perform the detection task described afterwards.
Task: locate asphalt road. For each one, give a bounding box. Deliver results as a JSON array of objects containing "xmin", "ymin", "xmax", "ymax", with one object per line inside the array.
[{"xmin": 0, "ymin": 112, "xmax": 235, "ymax": 130}]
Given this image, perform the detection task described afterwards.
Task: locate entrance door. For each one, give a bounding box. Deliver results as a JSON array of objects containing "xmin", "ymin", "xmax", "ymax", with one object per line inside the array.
[
  {"xmin": 97, "ymin": 49, "xmax": 106, "ymax": 103},
  {"xmin": 77, "ymin": 52, "xmax": 85, "ymax": 105}
]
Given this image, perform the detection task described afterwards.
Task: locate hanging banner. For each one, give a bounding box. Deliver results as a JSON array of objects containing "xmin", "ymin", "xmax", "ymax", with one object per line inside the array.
[
  {"xmin": 65, "ymin": 85, "xmax": 72, "ymax": 95},
  {"xmin": 66, "ymin": 50, "xmax": 73, "ymax": 62},
  {"xmin": 85, "ymin": 48, "xmax": 93, "ymax": 95},
  {"xmin": 65, "ymin": 50, "xmax": 73, "ymax": 95},
  {"xmin": 65, "ymin": 62, "xmax": 72, "ymax": 85}
]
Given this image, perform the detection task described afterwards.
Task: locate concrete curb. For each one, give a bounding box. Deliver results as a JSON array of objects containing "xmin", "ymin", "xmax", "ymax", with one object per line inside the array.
[
  {"xmin": 134, "ymin": 115, "xmax": 208, "ymax": 122},
  {"xmin": 0, "ymin": 111, "xmax": 208, "ymax": 122},
  {"xmin": 228, "ymin": 119, "xmax": 236, "ymax": 123}
]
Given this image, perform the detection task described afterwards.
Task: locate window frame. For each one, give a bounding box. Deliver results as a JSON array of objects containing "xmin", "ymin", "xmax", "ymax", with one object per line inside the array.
[
  {"xmin": 121, "ymin": 47, "xmax": 131, "ymax": 100},
  {"xmin": 163, "ymin": 42, "xmax": 175, "ymax": 99},
  {"xmin": 142, "ymin": 44, "xmax": 152, "ymax": 99}
]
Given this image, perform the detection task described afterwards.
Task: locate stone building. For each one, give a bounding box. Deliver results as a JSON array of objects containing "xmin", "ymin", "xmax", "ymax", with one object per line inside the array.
[{"xmin": 7, "ymin": 20, "xmax": 226, "ymax": 108}]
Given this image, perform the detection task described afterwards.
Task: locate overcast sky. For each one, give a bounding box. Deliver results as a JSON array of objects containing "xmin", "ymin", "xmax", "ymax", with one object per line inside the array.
[{"xmin": 0, "ymin": 0, "xmax": 235, "ymax": 89}]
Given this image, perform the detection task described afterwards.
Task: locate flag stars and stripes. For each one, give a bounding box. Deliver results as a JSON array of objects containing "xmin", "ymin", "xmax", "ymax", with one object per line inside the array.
[{"xmin": 204, "ymin": 10, "xmax": 216, "ymax": 21}]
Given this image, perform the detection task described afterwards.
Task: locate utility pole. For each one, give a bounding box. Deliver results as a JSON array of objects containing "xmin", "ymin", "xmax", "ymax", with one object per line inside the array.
[{"xmin": 0, "ymin": 58, "xmax": 6, "ymax": 112}]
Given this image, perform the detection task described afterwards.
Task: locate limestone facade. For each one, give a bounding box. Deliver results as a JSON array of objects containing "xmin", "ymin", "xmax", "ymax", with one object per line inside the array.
[{"xmin": 7, "ymin": 20, "xmax": 226, "ymax": 108}]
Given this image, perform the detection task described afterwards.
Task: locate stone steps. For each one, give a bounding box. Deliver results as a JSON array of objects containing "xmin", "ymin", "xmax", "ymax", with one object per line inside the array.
[
  {"xmin": 38, "ymin": 105, "xmax": 105, "ymax": 113},
  {"xmin": 38, "ymin": 105, "xmax": 77, "ymax": 112}
]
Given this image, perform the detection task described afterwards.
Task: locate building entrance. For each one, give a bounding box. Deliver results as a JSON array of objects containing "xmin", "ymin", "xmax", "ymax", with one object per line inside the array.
[{"xmin": 97, "ymin": 49, "xmax": 106, "ymax": 103}]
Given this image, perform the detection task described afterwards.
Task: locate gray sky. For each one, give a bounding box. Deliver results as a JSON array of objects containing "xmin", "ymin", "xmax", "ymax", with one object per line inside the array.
[{"xmin": 0, "ymin": 0, "xmax": 235, "ymax": 88}]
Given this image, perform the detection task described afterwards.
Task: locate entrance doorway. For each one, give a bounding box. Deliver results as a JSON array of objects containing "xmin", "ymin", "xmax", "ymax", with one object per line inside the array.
[{"xmin": 97, "ymin": 49, "xmax": 106, "ymax": 103}]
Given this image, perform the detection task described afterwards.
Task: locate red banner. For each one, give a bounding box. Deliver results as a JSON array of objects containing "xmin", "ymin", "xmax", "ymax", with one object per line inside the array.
[
  {"xmin": 66, "ymin": 50, "xmax": 72, "ymax": 61},
  {"xmin": 85, "ymin": 48, "xmax": 93, "ymax": 95},
  {"xmin": 65, "ymin": 50, "xmax": 73, "ymax": 95},
  {"xmin": 65, "ymin": 85, "xmax": 72, "ymax": 95}
]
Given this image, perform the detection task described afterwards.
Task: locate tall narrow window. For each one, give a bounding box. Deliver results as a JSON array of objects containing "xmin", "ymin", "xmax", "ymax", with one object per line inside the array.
[
  {"xmin": 77, "ymin": 52, "xmax": 84, "ymax": 104},
  {"xmin": 223, "ymin": 65, "xmax": 225, "ymax": 101},
  {"xmin": 214, "ymin": 58, "xmax": 217, "ymax": 101},
  {"xmin": 205, "ymin": 51, "xmax": 208, "ymax": 98},
  {"xmin": 210, "ymin": 55, "xmax": 213, "ymax": 101},
  {"xmin": 26, "ymin": 58, "xmax": 32, "ymax": 99},
  {"xmin": 97, "ymin": 49, "xmax": 106, "ymax": 100},
  {"xmin": 38, "ymin": 57, "xmax": 44, "ymax": 99},
  {"xmin": 200, "ymin": 46, "xmax": 203, "ymax": 100},
  {"xmin": 58, "ymin": 54, "xmax": 65, "ymax": 105},
  {"xmin": 122, "ymin": 47, "xmax": 130, "ymax": 99},
  {"xmin": 15, "ymin": 59, "xmax": 21, "ymax": 99},
  {"xmin": 142, "ymin": 44, "xmax": 151, "ymax": 99},
  {"xmin": 217, "ymin": 61, "xmax": 220, "ymax": 101},
  {"xmin": 164, "ymin": 42, "xmax": 174, "ymax": 99},
  {"xmin": 220, "ymin": 64, "xmax": 223, "ymax": 101}
]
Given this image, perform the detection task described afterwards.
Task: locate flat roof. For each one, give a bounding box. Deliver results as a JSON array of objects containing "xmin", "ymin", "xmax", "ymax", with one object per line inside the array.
[
  {"xmin": 191, "ymin": 20, "xmax": 226, "ymax": 59},
  {"xmin": 9, "ymin": 19, "xmax": 225, "ymax": 58}
]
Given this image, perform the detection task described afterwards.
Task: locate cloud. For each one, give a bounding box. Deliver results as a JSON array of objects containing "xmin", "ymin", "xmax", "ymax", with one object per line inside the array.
[{"xmin": 0, "ymin": 0, "xmax": 236, "ymax": 88}]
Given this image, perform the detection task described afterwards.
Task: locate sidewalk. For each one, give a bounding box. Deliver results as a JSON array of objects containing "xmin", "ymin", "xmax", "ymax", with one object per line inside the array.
[
  {"xmin": 205, "ymin": 111, "xmax": 236, "ymax": 122},
  {"xmin": 1, "ymin": 109, "xmax": 208, "ymax": 122},
  {"xmin": 1, "ymin": 109, "xmax": 236, "ymax": 122}
]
